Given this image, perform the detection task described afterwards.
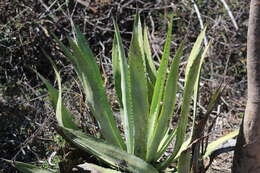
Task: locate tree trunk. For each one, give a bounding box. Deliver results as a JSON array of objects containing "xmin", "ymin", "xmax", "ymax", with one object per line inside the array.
[{"xmin": 232, "ymin": 1, "xmax": 260, "ymax": 172}]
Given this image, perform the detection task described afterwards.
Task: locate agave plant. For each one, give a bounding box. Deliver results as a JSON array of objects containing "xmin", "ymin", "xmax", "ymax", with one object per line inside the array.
[{"xmin": 11, "ymin": 14, "xmax": 238, "ymax": 173}]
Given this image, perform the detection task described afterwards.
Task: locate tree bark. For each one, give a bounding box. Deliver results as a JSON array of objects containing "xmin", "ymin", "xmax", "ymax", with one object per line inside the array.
[{"xmin": 232, "ymin": 1, "xmax": 260, "ymax": 172}]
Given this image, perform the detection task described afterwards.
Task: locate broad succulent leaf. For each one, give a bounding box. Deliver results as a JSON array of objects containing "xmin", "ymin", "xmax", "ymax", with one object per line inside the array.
[
  {"xmin": 146, "ymin": 14, "xmax": 174, "ymax": 161},
  {"xmin": 112, "ymin": 19, "xmax": 134, "ymax": 153},
  {"xmin": 54, "ymin": 30, "xmax": 125, "ymax": 150},
  {"xmin": 128, "ymin": 14, "xmax": 149, "ymax": 159},
  {"xmin": 59, "ymin": 126, "xmax": 159, "ymax": 173},
  {"xmin": 158, "ymin": 27, "xmax": 207, "ymax": 170},
  {"xmin": 147, "ymin": 41, "xmax": 184, "ymax": 162},
  {"xmin": 12, "ymin": 161, "xmax": 56, "ymax": 173}
]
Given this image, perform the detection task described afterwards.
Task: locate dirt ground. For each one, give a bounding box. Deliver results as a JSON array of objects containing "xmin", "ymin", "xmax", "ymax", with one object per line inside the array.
[{"xmin": 0, "ymin": 0, "xmax": 248, "ymax": 172}]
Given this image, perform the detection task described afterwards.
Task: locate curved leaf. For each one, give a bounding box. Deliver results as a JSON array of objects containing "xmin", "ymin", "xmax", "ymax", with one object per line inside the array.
[
  {"xmin": 12, "ymin": 161, "xmax": 56, "ymax": 173},
  {"xmin": 77, "ymin": 162, "xmax": 121, "ymax": 173},
  {"xmin": 59, "ymin": 126, "xmax": 158, "ymax": 173},
  {"xmin": 203, "ymin": 129, "xmax": 239, "ymax": 158},
  {"xmin": 35, "ymin": 70, "xmax": 78, "ymax": 130},
  {"xmin": 54, "ymin": 29, "xmax": 125, "ymax": 150}
]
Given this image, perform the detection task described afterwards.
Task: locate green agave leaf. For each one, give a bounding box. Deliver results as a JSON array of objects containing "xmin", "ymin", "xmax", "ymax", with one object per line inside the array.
[
  {"xmin": 147, "ymin": 42, "xmax": 184, "ymax": 162},
  {"xmin": 175, "ymin": 138, "xmax": 192, "ymax": 159},
  {"xmin": 113, "ymin": 19, "xmax": 134, "ymax": 153},
  {"xmin": 146, "ymin": 13, "xmax": 173, "ymax": 161},
  {"xmin": 185, "ymin": 27, "xmax": 207, "ymax": 78},
  {"xmin": 35, "ymin": 70, "xmax": 78, "ymax": 130},
  {"xmin": 190, "ymin": 42, "xmax": 211, "ymax": 139},
  {"xmin": 171, "ymin": 28, "xmax": 206, "ymax": 159},
  {"xmin": 148, "ymin": 13, "xmax": 173, "ymax": 124},
  {"xmin": 156, "ymin": 137, "xmax": 191, "ymax": 170},
  {"xmin": 143, "ymin": 25, "xmax": 156, "ymax": 103},
  {"xmin": 112, "ymin": 34, "xmax": 123, "ymax": 106},
  {"xmin": 203, "ymin": 129, "xmax": 239, "ymax": 158},
  {"xmin": 155, "ymin": 129, "xmax": 177, "ymax": 160},
  {"xmin": 59, "ymin": 126, "xmax": 158, "ymax": 173},
  {"xmin": 177, "ymin": 41, "xmax": 211, "ymax": 172},
  {"xmin": 12, "ymin": 161, "xmax": 56, "ymax": 173},
  {"xmin": 55, "ymin": 29, "xmax": 125, "ymax": 150},
  {"xmin": 158, "ymin": 28, "xmax": 207, "ymax": 170},
  {"xmin": 77, "ymin": 162, "xmax": 121, "ymax": 173},
  {"xmin": 135, "ymin": 14, "xmax": 144, "ymax": 58},
  {"xmin": 128, "ymin": 14, "xmax": 149, "ymax": 159},
  {"xmin": 159, "ymin": 41, "xmax": 184, "ymax": 130},
  {"xmin": 144, "ymin": 25, "xmax": 157, "ymax": 86},
  {"xmin": 55, "ymin": 60, "xmax": 65, "ymax": 129},
  {"xmin": 147, "ymin": 78, "xmax": 155, "ymax": 105}
]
